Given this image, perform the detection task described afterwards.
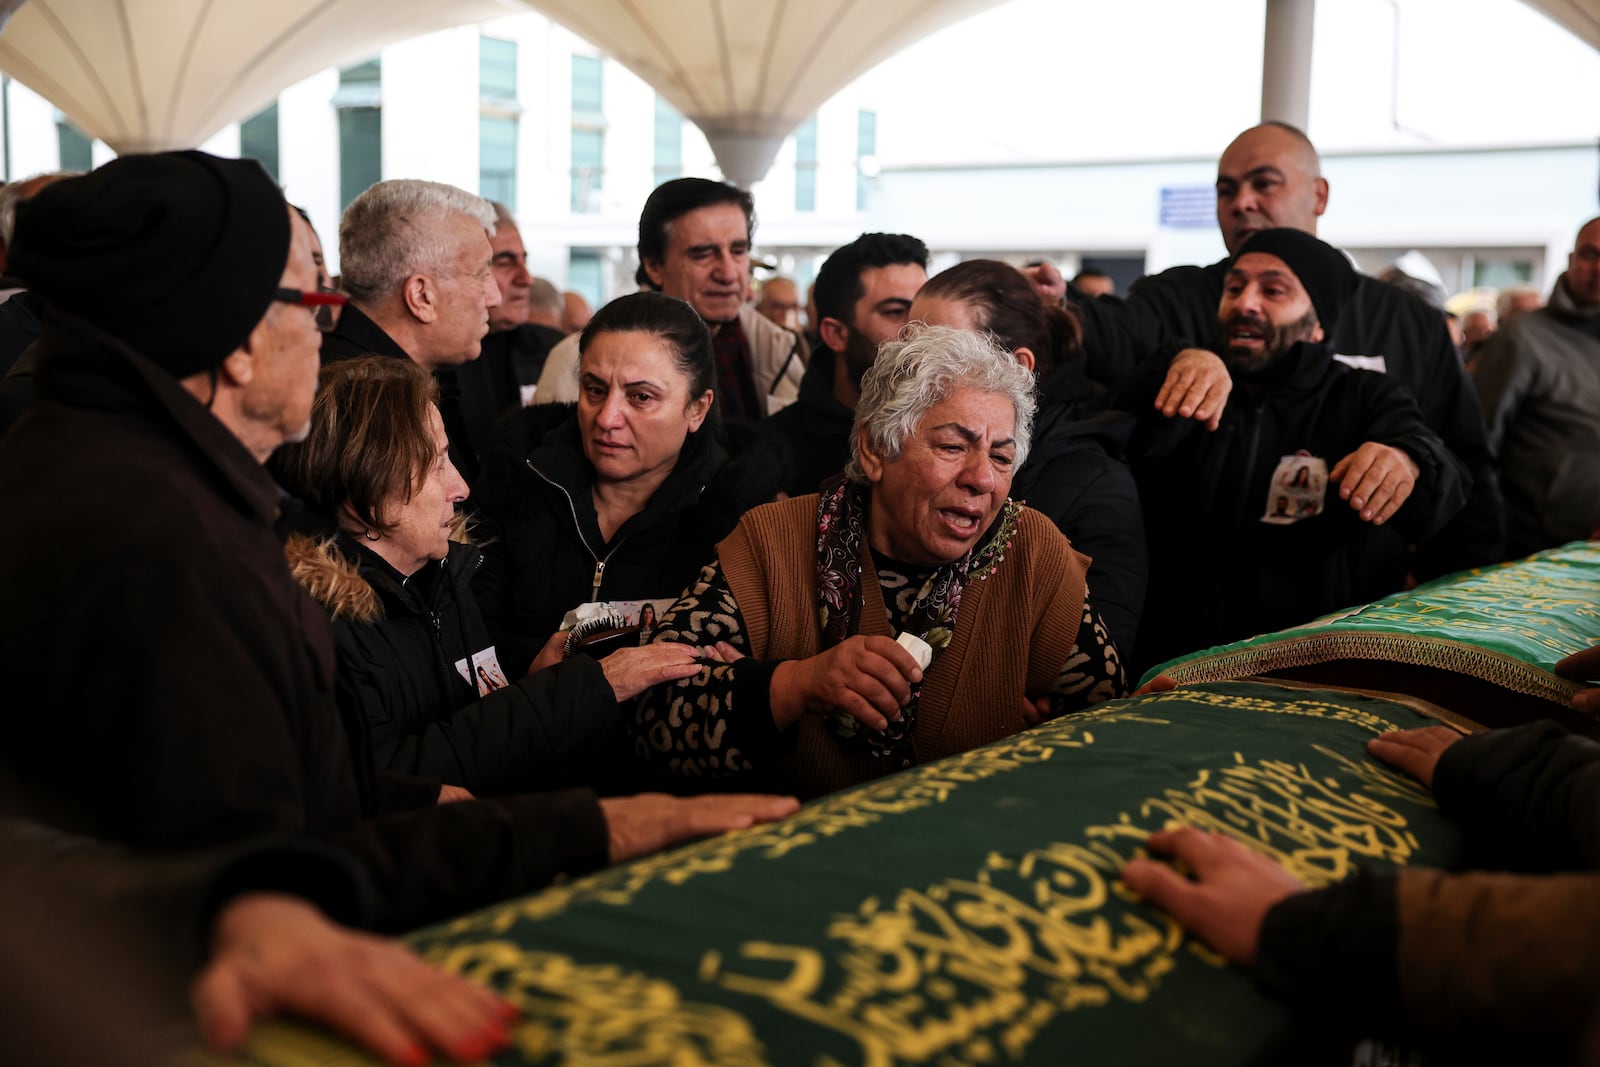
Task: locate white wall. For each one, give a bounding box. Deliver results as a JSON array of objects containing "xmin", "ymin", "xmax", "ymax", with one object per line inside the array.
[{"xmin": 383, "ymin": 29, "xmax": 480, "ymax": 192}]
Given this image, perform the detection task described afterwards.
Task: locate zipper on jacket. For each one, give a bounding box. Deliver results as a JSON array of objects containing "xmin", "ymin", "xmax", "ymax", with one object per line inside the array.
[{"xmin": 528, "ymin": 459, "xmax": 628, "ymax": 603}]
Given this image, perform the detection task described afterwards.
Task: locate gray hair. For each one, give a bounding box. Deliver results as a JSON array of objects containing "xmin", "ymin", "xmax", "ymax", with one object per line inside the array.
[
  {"xmin": 0, "ymin": 171, "xmax": 82, "ymax": 246},
  {"xmin": 846, "ymin": 324, "xmax": 1036, "ymax": 483},
  {"xmin": 527, "ymin": 277, "xmax": 564, "ymax": 317},
  {"xmin": 1496, "ymin": 284, "xmax": 1540, "ymax": 319},
  {"xmin": 338, "ymin": 179, "xmax": 497, "ymax": 305},
  {"xmin": 488, "ymin": 199, "xmax": 517, "ymax": 232}
]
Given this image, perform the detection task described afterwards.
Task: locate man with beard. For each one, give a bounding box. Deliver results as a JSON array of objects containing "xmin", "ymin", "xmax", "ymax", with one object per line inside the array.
[
  {"xmin": 1113, "ymin": 123, "xmax": 1502, "ymax": 580},
  {"xmin": 1118, "ymin": 229, "xmax": 1468, "ymax": 671},
  {"xmin": 768, "ymin": 232, "xmax": 927, "ymax": 495}
]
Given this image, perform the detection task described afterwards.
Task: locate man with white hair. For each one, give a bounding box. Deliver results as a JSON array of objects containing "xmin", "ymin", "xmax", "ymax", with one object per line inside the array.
[{"xmin": 322, "ymin": 179, "xmax": 501, "ymax": 480}]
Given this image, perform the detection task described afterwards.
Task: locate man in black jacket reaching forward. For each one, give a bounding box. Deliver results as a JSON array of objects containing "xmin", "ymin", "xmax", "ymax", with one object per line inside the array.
[{"xmin": 1119, "ymin": 228, "xmax": 1467, "ymax": 671}]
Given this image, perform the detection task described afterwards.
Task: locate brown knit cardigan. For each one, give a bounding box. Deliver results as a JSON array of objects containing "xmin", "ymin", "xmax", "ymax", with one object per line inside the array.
[{"xmin": 717, "ymin": 493, "xmax": 1091, "ymax": 797}]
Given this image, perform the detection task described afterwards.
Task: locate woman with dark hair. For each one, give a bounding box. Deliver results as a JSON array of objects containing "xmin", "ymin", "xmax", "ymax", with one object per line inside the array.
[
  {"xmin": 473, "ymin": 290, "xmax": 787, "ymax": 676},
  {"xmin": 911, "ymin": 259, "xmax": 1148, "ymax": 660},
  {"xmin": 273, "ymin": 356, "xmax": 703, "ymax": 796}
]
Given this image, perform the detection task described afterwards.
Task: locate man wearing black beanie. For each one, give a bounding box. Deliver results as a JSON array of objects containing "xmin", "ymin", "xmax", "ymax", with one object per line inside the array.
[
  {"xmin": 0, "ymin": 151, "xmax": 796, "ymax": 954},
  {"xmin": 1115, "ymin": 228, "xmax": 1471, "ymax": 672}
]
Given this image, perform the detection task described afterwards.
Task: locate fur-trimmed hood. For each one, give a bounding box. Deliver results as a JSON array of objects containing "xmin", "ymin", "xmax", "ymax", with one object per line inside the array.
[
  {"xmin": 286, "ymin": 515, "xmax": 474, "ymax": 624},
  {"xmin": 286, "ymin": 533, "xmax": 383, "ymax": 623}
]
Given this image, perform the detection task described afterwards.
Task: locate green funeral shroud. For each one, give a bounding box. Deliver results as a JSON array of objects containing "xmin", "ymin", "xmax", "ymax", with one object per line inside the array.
[
  {"xmin": 237, "ymin": 681, "xmax": 1468, "ymax": 1066},
  {"xmin": 1143, "ymin": 541, "xmax": 1600, "ymax": 698}
]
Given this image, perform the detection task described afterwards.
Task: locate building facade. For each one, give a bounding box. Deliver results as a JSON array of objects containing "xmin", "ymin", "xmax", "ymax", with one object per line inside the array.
[{"xmin": 3, "ymin": 8, "xmax": 1594, "ymax": 307}]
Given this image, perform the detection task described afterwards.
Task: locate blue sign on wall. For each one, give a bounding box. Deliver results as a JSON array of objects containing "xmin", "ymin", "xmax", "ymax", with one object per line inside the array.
[{"xmin": 1160, "ymin": 186, "xmax": 1215, "ymax": 229}]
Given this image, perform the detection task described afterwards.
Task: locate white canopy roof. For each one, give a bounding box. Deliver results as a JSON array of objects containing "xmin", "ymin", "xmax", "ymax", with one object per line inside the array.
[
  {"xmin": 518, "ymin": 0, "xmax": 1008, "ymax": 185},
  {"xmin": 1521, "ymin": 0, "xmax": 1600, "ymax": 49},
  {"xmin": 0, "ymin": 0, "xmax": 1008, "ymax": 184},
  {"xmin": 0, "ymin": 0, "xmax": 1594, "ymax": 183},
  {"xmin": 0, "ymin": 0, "xmax": 521, "ymax": 154}
]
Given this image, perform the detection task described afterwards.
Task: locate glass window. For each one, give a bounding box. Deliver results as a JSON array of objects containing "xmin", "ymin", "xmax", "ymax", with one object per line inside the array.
[
  {"xmin": 333, "ymin": 58, "xmax": 381, "ymax": 109},
  {"xmin": 794, "ymin": 115, "xmax": 818, "ymax": 213},
  {"xmin": 335, "ymin": 56, "xmax": 382, "ymax": 210},
  {"xmin": 339, "ymin": 107, "xmax": 382, "ymax": 210},
  {"xmin": 568, "ymin": 249, "xmax": 603, "ymax": 308},
  {"xmin": 239, "ymin": 102, "xmax": 280, "ymax": 181},
  {"xmin": 340, "ymin": 58, "xmax": 381, "ymax": 86},
  {"xmin": 480, "ymin": 114, "xmax": 517, "ymax": 210},
  {"xmin": 856, "ymin": 109, "xmax": 877, "ymax": 211},
  {"xmin": 571, "ymin": 55, "xmax": 603, "ymax": 119},
  {"xmin": 654, "ymin": 95, "xmax": 682, "ymax": 184},
  {"xmin": 571, "ymin": 128, "xmax": 603, "ymax": 213},
  {"xmin": 56, "ymin": 120, "xmax": 92, "ymax": 173},
  {"xmin": 1474, "ymin": 259, "xmax": 1535, "ymax": 289},
  {"xmin": 480, "ymin": 37, "xmax": 518, "ymax": 102}
]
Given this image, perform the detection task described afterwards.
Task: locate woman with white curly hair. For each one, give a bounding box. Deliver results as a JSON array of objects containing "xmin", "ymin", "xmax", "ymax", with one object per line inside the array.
[{"xmin": 636, "ymin": 324, "xmax": 1128, "ymax": 798}]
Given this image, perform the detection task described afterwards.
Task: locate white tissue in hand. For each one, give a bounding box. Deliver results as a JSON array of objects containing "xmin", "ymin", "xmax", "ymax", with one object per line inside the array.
[
  {"xmin": 896, "ymin": 632, "xmax": 932, "ymax": 671},
  {"xmin": 562, "ymin": 602, "xmax": 610, "ymax": 630}
]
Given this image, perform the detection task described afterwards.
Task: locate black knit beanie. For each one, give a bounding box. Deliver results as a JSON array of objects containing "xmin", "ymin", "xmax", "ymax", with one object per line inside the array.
[
  {"xmin": 9, "ymin": 150, "xmax": 291, "ymax": 378},
  {"xmin": 1233, "ymin": 228, "xmax": 1359, "ymax": 335}
]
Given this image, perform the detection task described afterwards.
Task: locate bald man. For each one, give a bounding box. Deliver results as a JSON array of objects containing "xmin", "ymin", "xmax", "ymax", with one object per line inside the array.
[
  {"xmin": 1473, "ymin": 217, "xmax": 1600, "ymax": 556},
  {"xmin": 1122, "ymin": 122, "xmax": 1503, "ymax": 578}
]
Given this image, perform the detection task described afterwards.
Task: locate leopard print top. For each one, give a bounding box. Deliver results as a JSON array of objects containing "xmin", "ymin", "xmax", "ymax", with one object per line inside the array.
[{"xmin": 633, "ymin": 555, "xmax": 1127, "ymax": 778}]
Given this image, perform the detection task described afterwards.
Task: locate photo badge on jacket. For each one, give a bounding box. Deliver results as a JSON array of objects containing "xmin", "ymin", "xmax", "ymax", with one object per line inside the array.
[
  {"xmin": 455, "ymin": 647, "xmax": 510, "ymax": 696},
  {"xmin": 1262, "ymin": 451, "xmax": 1327, "ymax": 525}
]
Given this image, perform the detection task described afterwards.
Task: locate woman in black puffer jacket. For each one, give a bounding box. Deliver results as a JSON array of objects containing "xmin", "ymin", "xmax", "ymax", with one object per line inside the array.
[
  {"xmin": 273, "ymin": 356, "xmax": 703, "ymax": 796},
  {"xmin": 471, "ymin": 291, "xmax": 789, "ymax": 673}
]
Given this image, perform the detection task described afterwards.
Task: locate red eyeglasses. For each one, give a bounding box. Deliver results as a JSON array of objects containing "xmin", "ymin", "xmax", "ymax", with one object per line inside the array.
[{"xmin": 272, "ymin": 287, "xmax": 348, "ymax": 333}]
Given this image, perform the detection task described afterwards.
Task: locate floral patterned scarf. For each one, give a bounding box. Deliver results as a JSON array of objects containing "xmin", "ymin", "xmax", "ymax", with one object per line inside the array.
[{"xmin": 814, "ymin": 476, "xmax": 1021, "ymax": 761}]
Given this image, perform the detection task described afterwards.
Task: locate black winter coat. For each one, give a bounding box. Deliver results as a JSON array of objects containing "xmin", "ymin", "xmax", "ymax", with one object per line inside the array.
[
  {"xmin": 319, "ymin": 303, "xmax": 486, "ymax": 485},
  {"xmin": 0, "ymin": 821, "xmax": 372, "ymax": 1066},
  {"xmin": 472, "ymin": 406, "xmax": 786, "ymax": 671},
  {"xmin": 287, "ymin": 531, "xmax": 629, "ymax": 796},
  {"xmin": 1119, "ymin": 338, "xmax": 1468, "ymax": 671},
  {"xmin": 767, "ymin": 343, "xmax": 854, "ymax": 497},
  {"xmin": 1013, "ymin": 363, "xmax": 1148, "ymax": 661},
  {"xmin": 1123, "ymin": 260, "xmax": 1503, "ymax": 577},
  {"xmin": 0, "ymin": 311, "xmax": 609, "ymax": 931}
]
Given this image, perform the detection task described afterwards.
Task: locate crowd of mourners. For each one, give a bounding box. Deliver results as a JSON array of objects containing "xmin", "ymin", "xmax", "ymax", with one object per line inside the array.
[{"xmin": 0, "ymin": 119, "xmax": 1598, "ymax": 1064}]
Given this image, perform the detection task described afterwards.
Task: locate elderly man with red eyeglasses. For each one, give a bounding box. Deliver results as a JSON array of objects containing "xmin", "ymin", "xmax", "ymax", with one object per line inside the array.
[{"xmin": 0, "ymin": 152, "xmax": 796, "ymax": 1059}]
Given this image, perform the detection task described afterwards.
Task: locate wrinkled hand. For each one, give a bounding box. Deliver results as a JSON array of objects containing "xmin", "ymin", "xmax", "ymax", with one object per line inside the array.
[
  {"xmin": 1132, "ymin": 674, "xmax": 1178, "ymax": 697},
  {"xmin": 1019, "ymin": 261, "xmax": 1067, "ymax": 306},
  {"xmin": 193, "ymin": 894, "xmax": 516, "ymax": 1066},
  {"xmin": 599, "ymin": 793, "xmax": 800, "ymax": 864},
  {"xmin": 1557, "ymin": 643, "xmax": 1600, "ymax": 714},
  {"xmin": 1154, "ymin": 349, "xmax": 1231, "ymax": 430},
  {"xmin": 1121, "ymin": 828, "xmax": 1304, "ymax": 966},
  {"xmin": 526, "ymin": 630, "xmax": 568, "ymax": 676},
  {"xmin": 599, "ymin": 643, "xmax": 704, "ymax": 702},
  {"xmin": 1367, "ymin": 726, "xmax": 1463, "ymax": 787},
  {"xmin": 702, "ymin": 640, "xmax": 746, "ymax": 665},
  {"xmin": 770, "ymin": 635, "xmax": 923, "ymax": 731},
  {"xmin": 1329, "ymin": 442, "xmax": 1419, "ymax": 525},
  {"xmin": 437, "ymin": 784, "xmax": 474, "ymax": 805}
]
